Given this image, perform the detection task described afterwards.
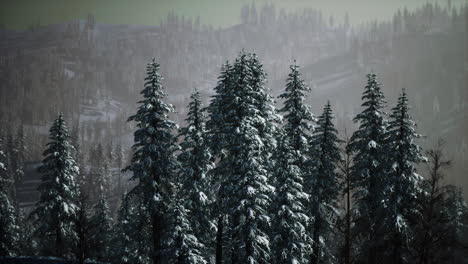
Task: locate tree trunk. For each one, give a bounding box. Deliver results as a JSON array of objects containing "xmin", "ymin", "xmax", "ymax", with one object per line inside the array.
[
  {"xmin": 344, "ymin": 177, "xmax": 351, "ymax": 264},
  {"xmin": 56, "ymin": 225, "xmax": 63, "ymax": 258},
  {"xmin": 311, "ymin": 212, "xmax": 322, "ymax": 264},
  {"xmin": 216, "ymin": 215, "xmax": 224, "ymax": 264},
  {"xmin": 152, "ymin": 213, "xmax": 162, "ymax": 264}
]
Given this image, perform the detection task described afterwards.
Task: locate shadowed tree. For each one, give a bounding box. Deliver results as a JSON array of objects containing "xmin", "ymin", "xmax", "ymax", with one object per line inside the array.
[{"xmin": 125, "ymin": 59, "xmax": 179, "ymax": 264}]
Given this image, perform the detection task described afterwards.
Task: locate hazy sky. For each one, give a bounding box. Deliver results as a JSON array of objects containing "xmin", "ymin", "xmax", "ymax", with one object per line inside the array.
[{"xmin": 1, "ymin": 0, "xmax": 463, "ymax": 29}]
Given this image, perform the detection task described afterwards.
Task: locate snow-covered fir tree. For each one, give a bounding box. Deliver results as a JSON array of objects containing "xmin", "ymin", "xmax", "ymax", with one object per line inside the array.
[
  {"xmin": 383, "ymin": 89, "xmax": 425, "ymax": 263},
  {"xmin": 207, "ymin": 52, "xmax": 278, "ymax": 263},
  {"xmin": 206, "ymin": 62, "xmax": 233, "ymax": 158},
  {"xmin": 205, "ymin": 61, "xmax": 233, "ymax": 264},
  {"xmin": 178, "ymin": 89, "xmax": 214, "ymax": 252},
  {"xmin": 89, "ymin": 190, "xmax": 113, "ymax": 262},
  {"xmin": 271, "ymin": 135, "xmax": 310, "ymax": 264},
  {"xmin": 166, "ymin": 190, "xmax": 207, "ymax": 264},
  {"xmin": 30, "ymin": 113, "xmax": 80, "ymax": 258},
  {"xmin": 348, "ymin": 73, "xmax": 388, "ymax": 263},
  {"xmin": 125, "ymin": 58, "xmax": 179, "ymax": 264},
  {"xmin": 0, "ymin": 138, "xmax": 20, "ymax": 257},
  {"xmin": 278, "ymin": 62, "xmax": 314, "ymax": 162},
  {"xmin": 309, "ymin": 102, "xmax": 342, "ymax": 264}
]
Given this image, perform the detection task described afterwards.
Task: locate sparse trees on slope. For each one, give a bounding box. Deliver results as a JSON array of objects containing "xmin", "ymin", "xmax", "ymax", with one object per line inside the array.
[
  {"xmin": 383, "ymin": 89, "xmax": 425, "ymax": 263},
  {"xmin": 125, "ymin": 59, "xmax": 179, "ymax": 264},
  {"xmin": 30, "ymin": 113, "xmax": 79, "ymax": 258},
  {"xmin": 271, "ymin": 135, "xmax": 311, "ymax": 264},
  {"xmin": 348, "ymin": 73, "xmax": 388, "ymax": 263},
  {"xmin": 87, "ymin": 143, "xmax": 111, "ymax": 201},
  {"xmin": 309, "ymin": 102, "xmax": 342, "ymax": 264}
]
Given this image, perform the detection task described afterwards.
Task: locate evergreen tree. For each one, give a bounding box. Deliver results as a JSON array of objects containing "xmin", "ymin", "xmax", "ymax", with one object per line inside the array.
[
  {"xmin": 89, "ymin": 191, "xmax": 113, "ymax": 262},
  {"xmin": 278, "ymin": 62, "xmax": 314, "ymax": 161},
  {"xmin": 30, "ymin": 113, "xmax": 79, "ymax": 258},
  {"xmin": 383, "ymin": 89, "xmax": 425, "ymax": 263},
  {"xmin": 115, "ymin": 193, "xmax": 151, "ymax": 264},
  {"xmin": 125, "ymin": 59, "xmax": 179, "ymax": 264},
  {"xmin": 178, "ymin": 90, "xmax": 214, "ymax": 251},
  {"xmin": 166, "ymin": 192, "xmax": 207, "ymax": 264},
  {"xmin": 309, "ymin": 102, "xmax": 342, "ymax": 264},
  {"xmin": 206, "ymin": 61, "xmax": 233, "ymax": 264},
  {"xmin": 271, "ymin": 135, "xmax": 310, "ymax": 264},
  {"xmin": 207, "ymin": 52, "xmax": 278, "ymax": 264},
  {"xmin": 348, "ymin": 73, "xmax": 388, "ymax": 263},
  {"xmin": 17, "ymin": 209, "xmax": 35, "ymax": 256},
  {"xmin": 0, "ymin": 139, "xmax": 20, "ymax": 256}
]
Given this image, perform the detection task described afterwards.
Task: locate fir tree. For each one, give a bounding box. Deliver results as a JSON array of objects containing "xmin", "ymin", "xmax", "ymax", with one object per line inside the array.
[
  {"xmin": 0, "ymin": 139, "xmax": 20, "ymax": 256},
  {"xmin": 348, "ymin": 73, "xmax": 388, "ymax": 263},
  {"xmin": 125, "ymin": 59, "xmax": 179, "ymax": 264},
  {"xmin": 89, "ymin": 191, "xmax": 113, "ymax": 262},
  {"xmin": 115, "ymin": 193, "xmax": 151, "ymax": 264},
  {"xmin": 166, "ymin": 192, "xmax": 207, "ymax": 264},
  {"xmin": 207, "ymin": 52, "xmax": 278, "ymax": 264},
  {"xmin": 206, "ymin": 61, "xmax": 233, "ymax": 264},
  {"xmin": 278, "ymin": 62, "xmax": 314, "ymax": 159},
  {"xmin": 309, "ymin": 102, "xmax": 342, "ymax": 264},
  {"xmin": 30, "ymin": 113, "xmax": 80, "ymax": 258},
  {"xmin": 271, "ymin": 135, "xmax": 310, "ymax": 264},
  {"xmin": 178, "ymin": 90, "xmax": 214, "ymax": 251},
  {"xmin": 383, "ymin": 89, "xmax": 425, "ymax": 263}
]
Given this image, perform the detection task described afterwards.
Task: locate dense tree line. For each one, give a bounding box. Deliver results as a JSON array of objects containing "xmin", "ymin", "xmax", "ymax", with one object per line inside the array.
[{"xmin": 1, "ymin": 53, "xmax": 468, "ymax": 264}]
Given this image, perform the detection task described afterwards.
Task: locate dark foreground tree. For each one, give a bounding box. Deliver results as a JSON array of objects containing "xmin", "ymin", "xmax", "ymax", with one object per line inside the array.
[
  {"xmin": 413, "ymin": 141, "xmax": 468, "ymax": 264},
  {"xmin": 178, "ymin": 89, "xmax": 214, "ymax": 253},
  {"xmin": 125, "ymin": 59, "xmax": 179, "ymax": 264},
  {"xmin": 271, "ymin": 135, "xmax": 310, "ymax": 264},
  {"xmin": 89, "ymin": 192, "xmax": 113, "ymax": 262},
  {"xmin": 348, "ymin": 73, "xmax": 388, "ymax": 263},
  {"xmin": 309, "ymin": 102, "xmax": 342, "ymax": 264},
  {"xmin": 207, "ymin": 52, "xmax": 278, "ymax": 263},
  {"xmin": 30, "ymin": 113, "xmax": 79, "ymax": 258},
  {"xmin": 383, "ymin": 89, "xmax": 425, "ymax": 264}
]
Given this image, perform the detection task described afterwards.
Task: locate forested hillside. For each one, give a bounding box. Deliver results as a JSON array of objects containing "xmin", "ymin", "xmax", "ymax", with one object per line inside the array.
[{"xmin": 0, "ymin": 2, "xmax": 468, "ymax": 263}]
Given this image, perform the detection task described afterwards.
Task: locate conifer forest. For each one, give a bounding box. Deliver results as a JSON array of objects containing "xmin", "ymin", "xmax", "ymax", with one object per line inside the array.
[{"xmin": 1, "ymin": 1, "xmax": 468, "ymax": 264}]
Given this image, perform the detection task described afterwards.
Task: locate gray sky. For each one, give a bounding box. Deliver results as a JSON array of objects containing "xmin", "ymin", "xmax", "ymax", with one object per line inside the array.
[{"xmin": 1, "ymin": 0, "xmax": 463, "ymax": 29}]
